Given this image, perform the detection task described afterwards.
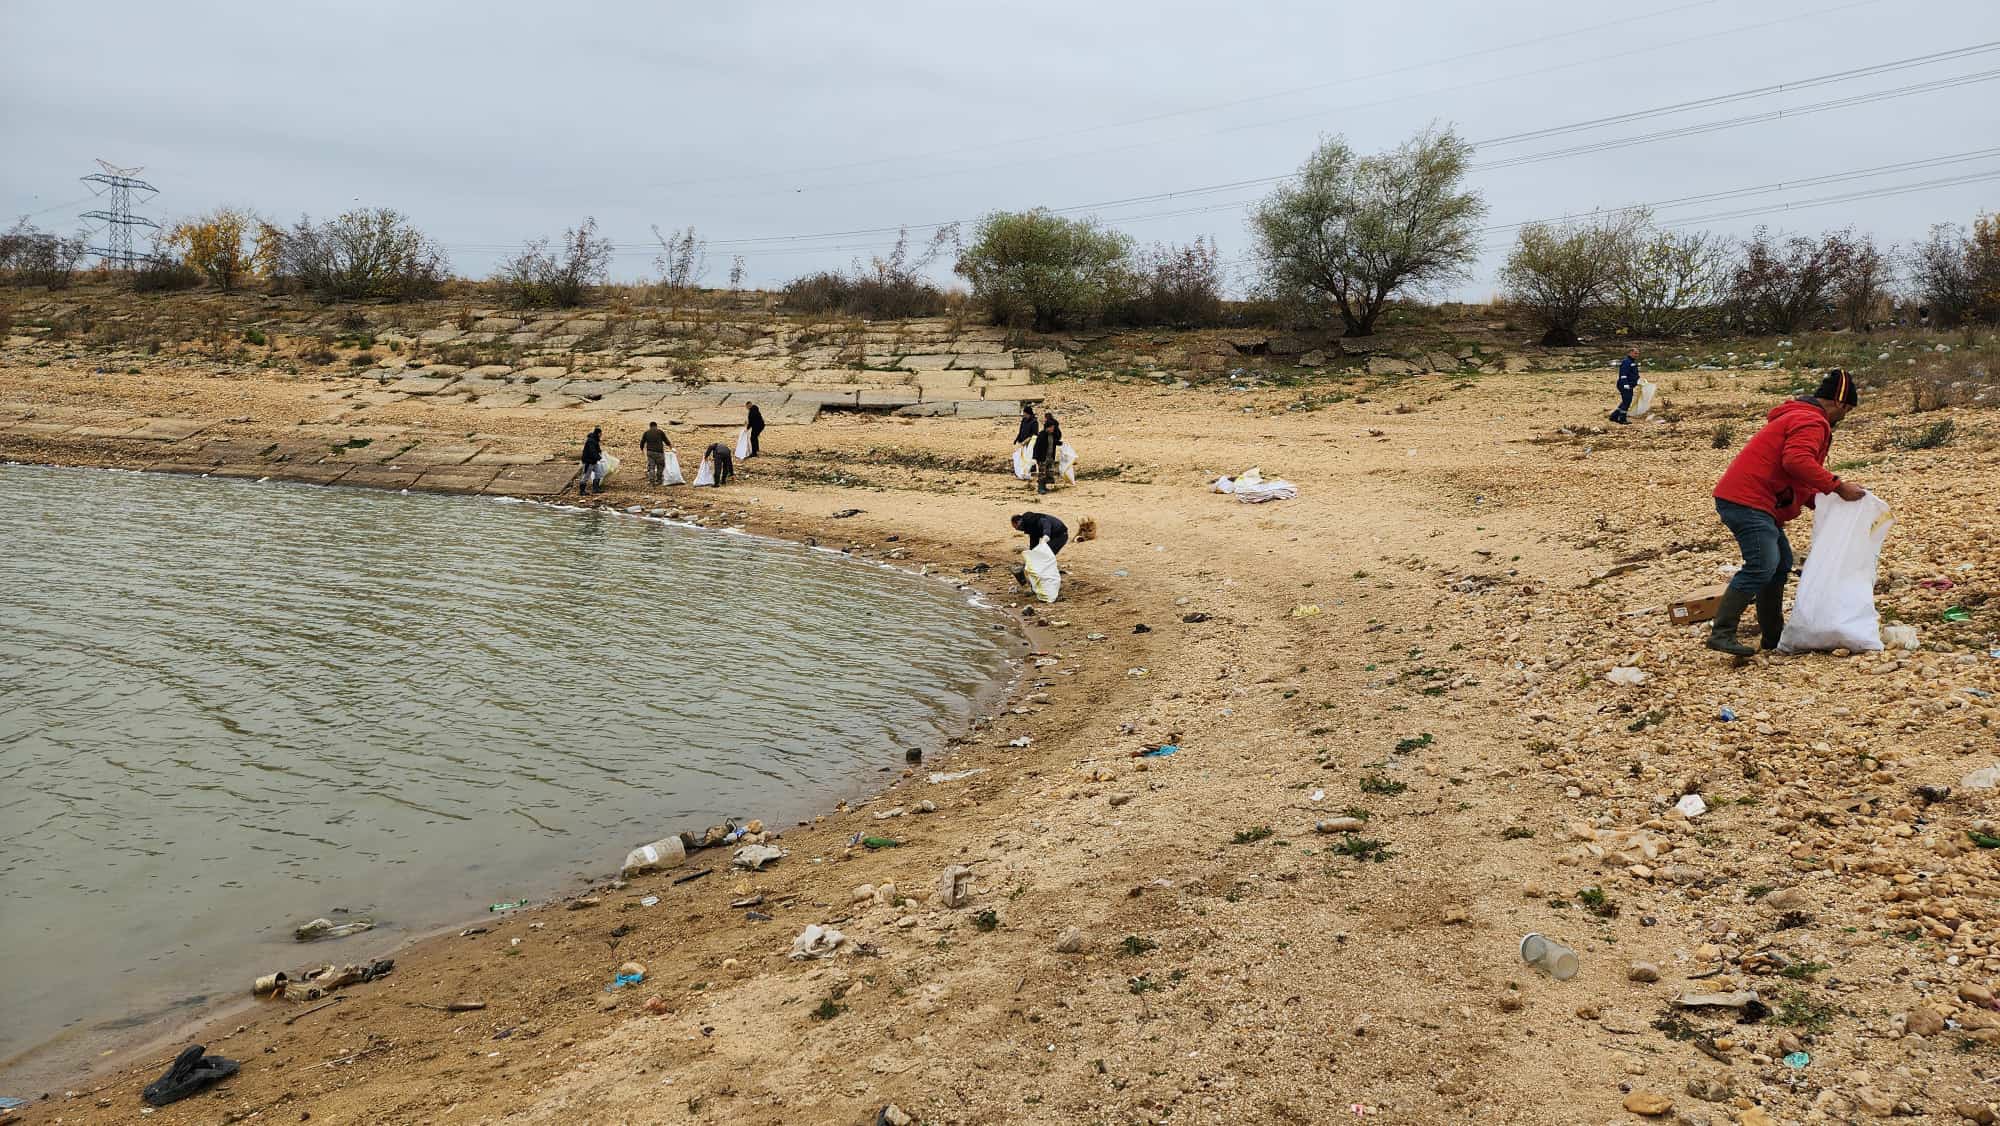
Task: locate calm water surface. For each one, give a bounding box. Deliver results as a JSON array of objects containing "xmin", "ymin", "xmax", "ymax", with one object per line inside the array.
[{"xmin": 0, "ymin": 464, "xmax": 1015, "ymax": 1088}]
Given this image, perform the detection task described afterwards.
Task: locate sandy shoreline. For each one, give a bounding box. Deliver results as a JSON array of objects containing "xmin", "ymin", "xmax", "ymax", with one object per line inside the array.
[{"xmin": 5, "ymin": 344, "xmax": 1999, "ymax": 1125}]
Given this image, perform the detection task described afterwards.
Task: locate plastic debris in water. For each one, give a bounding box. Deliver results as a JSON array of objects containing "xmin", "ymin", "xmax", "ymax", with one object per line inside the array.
[{"xmin": 490, "ymin": 900, "xmax": 526, "ymax": 912}]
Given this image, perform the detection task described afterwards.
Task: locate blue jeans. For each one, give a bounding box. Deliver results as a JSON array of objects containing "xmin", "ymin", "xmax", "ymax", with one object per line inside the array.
[{"xmin": 1715, "ymin": 498, "xmax": 1792, "ymax": 597}]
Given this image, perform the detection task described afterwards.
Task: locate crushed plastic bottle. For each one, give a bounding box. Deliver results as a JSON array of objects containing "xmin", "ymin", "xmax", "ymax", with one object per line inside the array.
[{"xmin": 1520, "ymin": 933, "xmax": 1579, "ymax": 980}]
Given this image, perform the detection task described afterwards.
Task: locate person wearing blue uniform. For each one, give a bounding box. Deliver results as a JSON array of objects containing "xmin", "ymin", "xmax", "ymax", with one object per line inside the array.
[{"xmin": 1610, "ymin": 346, "xmax": 1641, "ymax": 425}]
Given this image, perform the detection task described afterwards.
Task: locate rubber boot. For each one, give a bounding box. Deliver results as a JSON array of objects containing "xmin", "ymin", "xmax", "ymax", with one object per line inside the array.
[
  {"xmin": 1756, "ymin": 586, "xmax": 1786, "ymax": 651},
  {"xmin": 1704, "ymin": 588, "xmax": 1757, "ymax": 656}
]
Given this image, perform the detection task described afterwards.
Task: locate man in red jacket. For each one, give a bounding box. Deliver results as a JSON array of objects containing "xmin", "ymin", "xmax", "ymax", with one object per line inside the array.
[{"xmin": 1707, "ymin": 370, "xmax": 1866, "ymax": 656}]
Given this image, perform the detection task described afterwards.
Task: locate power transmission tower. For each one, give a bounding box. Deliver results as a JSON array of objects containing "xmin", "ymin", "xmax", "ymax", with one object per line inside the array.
[{"xmin": 80, "ymin": 159, "xmax": 160, "ymax": 269}]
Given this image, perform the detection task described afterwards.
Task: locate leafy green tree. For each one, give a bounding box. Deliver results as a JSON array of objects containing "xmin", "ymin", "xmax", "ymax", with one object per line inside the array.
[
  {"xmin": 1251, "ymin": 128, "xmax": 1485, "ymax": 337},
  {"xmin": 1609, "ymin": 228, "xmax": 1733, "ymax": 336},
  {"xmin": 955, "ymin": 209, "xmax": 1131, "ymax": 331},
  {"xmin": 1499, "ymin": 211, "xmax": 1647, "ymax": 346}
]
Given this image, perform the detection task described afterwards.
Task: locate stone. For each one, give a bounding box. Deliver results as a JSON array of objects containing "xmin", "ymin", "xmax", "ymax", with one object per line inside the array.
[
  {"xmin": 1623, "ymin": 1091, "xmax": 1672, "ymax": 1116},
  {"xmin": 1628, "ymin": 961, "xmax": 1661, "ymax": 983},
  {"xmin": 1017, "ymin": 350, "xmax": 1067, "ymax": 373},
  {"xmin": 1737, "ymin": 1110, "xmax": 1775, "ymax": 1126},
  {"xmin": 1905, "ymin": 1006, "xmax": 1946, "ymax": 1037},
  {"xmin": 1054, "ymin": 927, "xmax": 1085, "ymax": 954},
  {"xmin": 1298, "ymin": 349, "xmax": 1329, "ymax": 366},
  {"xmin": 938, "ymin": 865, "xmax": 974, "ymax": 909},
  {"xmin": 1365, "ymin": 356, "xmax": 1420, "ymax": 376},
  {"xmin": 879, "ymin": 1105, "xmax": 913, "ymax": 1126},
  {"xmin": 1853, "ymin": 1087, "xmax": 1896, "ymax": 1118},
  {"xmin": 1961, "ymin": 983, "xmax": 1996, "ymax": 1006},
  {"xmin": 1953, "ymin": 1102, "xmax": 1997, "ymax": 1125}
]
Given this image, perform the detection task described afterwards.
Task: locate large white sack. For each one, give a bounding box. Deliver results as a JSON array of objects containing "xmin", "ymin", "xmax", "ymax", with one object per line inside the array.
[
  {"xmin": 1023, "ymin": 543, "xmax": 1061, "ymax": 603},
  {"xmin": 691, "ymin": 454, "xmax": 716, "ymax": 487},
  {"xmin": 735, "ymin": 427, "xmax": 753, "ymax": 460},
  {"xmin": 1058, "ymin": 443, "xmax": 1078, "ymax": 484},
  {"xmin": 1778, "ymin": 491, "xmax": 1893, "ymax": 653},
  {"xmin": 599, "ymin": 453, "xmax": 621, "ymax": 482},
  {"xmin": 1011, "ymin": 445, "xmax": 1034, "ymax": 481},
  {"xmin": 1630, "ymin": 380, "xmax": 1659, "ymax": 418},
  {"xmin": 660, "ymin": 450, "xmax": 684, "ymax": 486}
]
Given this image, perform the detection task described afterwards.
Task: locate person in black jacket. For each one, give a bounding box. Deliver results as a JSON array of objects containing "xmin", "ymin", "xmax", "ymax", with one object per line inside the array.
[
  {"xmin": 704, "ymin": 442, "xmax": 735, "ymax": 486},
  {"xmin": 1011, "ymin": 511, "xmax": 1068, "ymax": 554},
  {"xmin": 1013, "ymin": 401, "xmax": 1038, "ymax": 446},
  {"xmin": 579, "ymin": 427, "xmax": 605, "ymax": 494},
  {"xmin": 1031, "ymin": 412, "xmax": 1063, "ymax": 495},
  {"xmin": 745, "ymin": 403, "xmax": 766, "ymax": 458}
]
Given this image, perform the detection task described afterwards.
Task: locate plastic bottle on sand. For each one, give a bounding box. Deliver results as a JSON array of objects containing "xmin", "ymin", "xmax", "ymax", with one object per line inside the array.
[{"xmin": 622, "ymin": 836, "xmax": 687, "ymax": 877}]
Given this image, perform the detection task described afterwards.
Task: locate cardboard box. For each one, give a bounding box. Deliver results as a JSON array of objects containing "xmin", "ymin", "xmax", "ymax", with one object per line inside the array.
[
  {"xmin": 1672, "ymin": 588, "xmax": 1768, "ymax": 632},
  {"xmin": 1669, "ymin": 585, "xmax": 1728, "ymax": 625}
]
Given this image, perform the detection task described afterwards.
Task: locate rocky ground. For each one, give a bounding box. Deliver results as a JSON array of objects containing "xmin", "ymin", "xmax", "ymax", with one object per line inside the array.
[{"xmin": 2, "ymin": 300, "xmax": 1998, "ymax": 1125}]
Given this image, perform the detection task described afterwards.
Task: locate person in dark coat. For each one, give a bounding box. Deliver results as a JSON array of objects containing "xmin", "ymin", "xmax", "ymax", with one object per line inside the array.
[
  {"xmin": 745, "ymin": 403, "xmax": 766, "ymax": 458},
  {"xmin": 1610, "ymin": 347, "xmax": 1640, "ymax": 424},
  {"xmin": 1013, "ymin": 401, "xmax": 1039, "ymax": 446},
  {"xmin": 1031, "ymin": 412, "xmax": 1063, "ymax": 494},
  {"xmin": 1011, "ymin": 511, "xmax": 1068, "ymax": 554},
  {"xmin": 704, "ymin": 442, "xmax": 735, "ymax": 486},
  {"xmin": 1706, "ymin": 369, "xmax": 1865, "ymax": 655},
  {"xmin": 579, "ymin": 427, "xmax": 605, "ymax": 494},
  {"xmin": 640, "ymin": 421, "xmax": 671, "ymax": 485}
]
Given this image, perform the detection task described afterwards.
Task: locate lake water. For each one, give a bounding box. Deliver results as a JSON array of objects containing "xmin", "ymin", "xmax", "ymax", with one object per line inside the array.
[{"xmin": 0, "ymin": 464, "xmax": 1016, "ymax": 1090}]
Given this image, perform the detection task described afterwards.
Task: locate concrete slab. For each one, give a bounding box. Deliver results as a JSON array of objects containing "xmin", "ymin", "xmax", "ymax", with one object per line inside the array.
[
  {"xmin": 464, "ymin": 365, "xmax": 515, "ymax": 378},
  {"xmin": 762, "ymin": 403, "xmax": 820, "ymax": 425},
  {"xmin": 515, "ymin": 365, "xmax": 569, "ymax": 379},
  {"xmin": 594, "ymin": 390, "xmax": 667, "ymax": 412},
  {"xmin": 949, "ymin": 353, "xmax": 1014, "ymax": 370},
  {"xmin": 271, "ymin": 464, "xmax": 353, "ymax": 486},
  {"xmin": 126, "ymin": 418, "xmax": 209, "ymax": 442},
  {"xmin": 978, "ymin": 386, "xmax": 1046, "ymax": 402},
  {"xmin": 485, "ymin": 463, "xmax": 577, "ymax": 496},
  {"xmin": 208, "ymin": 464, "xmax": 274, "ymax": 479},
  {"xmin": 399, "ymin": 443, "xmax": 484, "ymax": 467},
  {"xmin": 685, "ymin": 407, "xmax": 744, "ymax": 427},
  {"xmin": 5, "ymin": 420, "xmax": 87, "ymax": 438},
  {"xmin": 142, "ymin": 461, "xmax": 219, "ymax": 475},
  {"xmin": 333, "ymin": 465, "xmax": 426, "ymax": 491},
  {"xmin": 468, "ymin": 390, "xmax": 533, "ymax": 409},
  {"xmin": 786, "ymin": 388, "xmax": 859, "ymax": 407},
  {"xmin": 977, "ymin": 368, "xmax": 1034, "ymax": 386},
  {"xmin": 395, "ymin": 375, "xmax": 460, "ymax": 395},
  {"xmin": 856, "ymin": 389, "xmax": 921, "ymax": 407},
  {"xmin": 557, "ymin": 380, "xmax": 624, "ymax": 401},
  {"xmin": 68, "ymin": 422, "xmax": 147, "ymax": 439},
  {"xmin": 467, "ymin": 449, "xmax": 552, "ymax": 466},
  {"xmin": 414, "ymin": 465, "xmax": 501, "ymax": 494},
  {"xmin": 262, "ymin": 440, "xmax": 335, "ymax": 464},
  {"xmin": 896, "ymin": 354, "xmax": 955, "ymax": 371},
  {"xmin": 953, "ymin": 400, "xmax": 1026, "ymax": 419}
]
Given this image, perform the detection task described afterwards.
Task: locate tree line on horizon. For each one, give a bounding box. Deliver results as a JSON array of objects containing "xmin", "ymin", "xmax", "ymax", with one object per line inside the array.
[{"xmin": 3, "ymin": 128, "xmax": 1996, "ymax": 341}]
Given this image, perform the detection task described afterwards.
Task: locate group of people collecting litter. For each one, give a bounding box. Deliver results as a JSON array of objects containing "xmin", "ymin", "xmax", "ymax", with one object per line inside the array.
[
  {"xmin": 1615, "ymin": 351, "xmax": 1871, "ymax": 656},
  {"xmin": 574, "ymin": 403, "xmax": 766, "ymax": 495},
  {"xmin": 1013, "ymin": 403, "xmax": 1076, "ymax": 495}
]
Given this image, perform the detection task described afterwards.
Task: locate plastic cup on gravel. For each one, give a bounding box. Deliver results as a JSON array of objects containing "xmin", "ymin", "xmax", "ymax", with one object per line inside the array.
[{"xmin": 1520, "ymin": 933, "xmax": 1579, "ymax": 980}]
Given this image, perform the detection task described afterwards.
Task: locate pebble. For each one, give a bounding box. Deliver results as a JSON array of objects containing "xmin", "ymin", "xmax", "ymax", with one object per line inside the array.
[
  {"xmin": 1628, "ymin": 961, "xmax": 1661, "ymax": 983},
  {"xmin": 1054, "ymin": 927, "xmax": 1085, "ymax": 954},
  {"xmin": 1905, "ymin": 1006, "xmax": 1946, "ymax": 1037},
  {"xmin": 1622, "ymin": 1091, "xmax": 1672, "ymax": 1116}
]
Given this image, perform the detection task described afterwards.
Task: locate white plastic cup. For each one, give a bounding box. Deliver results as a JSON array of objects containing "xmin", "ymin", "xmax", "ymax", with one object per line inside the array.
[{"xmin": 1520, "ymin": 933, "xmax": 1579, "ymax": 981}]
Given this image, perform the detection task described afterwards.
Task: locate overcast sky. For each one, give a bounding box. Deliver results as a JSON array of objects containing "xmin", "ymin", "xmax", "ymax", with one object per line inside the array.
[{"xmin": 4, "ymin": 0, "xmax": 1997, "ymax": 296}]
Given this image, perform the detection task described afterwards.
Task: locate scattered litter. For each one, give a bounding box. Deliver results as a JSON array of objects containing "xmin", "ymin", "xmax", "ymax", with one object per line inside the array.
[
  {"xmin": 1605, "ymin": 666, "xmax": 1647, "ymax": 686},
  {"xmin": 1674, "ymin": 794, "xmax": 1708, "ymax": 818},
  {"xmin": 1943, "ymin": 606, "xmax": 1972, "ymax": 622},
  {"xmin": 732, "ymin": 844, "xmax": 785, "ymax": 871},
  {"xmin": 672, "ymin": 868, "xmax": 711, "ymax": 885},
  {"xmin": 1717, "ymin": 706, "xmax": 1736, "ymax": 722},
  {"xmin": 1008, "ymin": 736, "xmax": 1032, "ymax": 747},
  {"xmin": 729, "ymin": 895, "xmax": 764, "ymax": 909},
  {"xmin": 1675, "ymin": 989, "xmax": 1761, "ymax": 1010},
  {"xmin": 294, "ymin": 917, "xmax": 374, "ymax": 942},
  {"xmin": 489, "ymin": 900, "xmax": 526, "ymax": 912},
  {"xmin": 830, "ymin": 508, "xmax": 862, "ymax": 519},
  {"xmin": 1316, "ymin": 817, "xmax": 1367, "ymax": 833},
  {"xmin": 938, "ymin": 865, "xmax": 975, "ymax": 909},
  {"xmin": 1881, "ymin": 623, "xmax": 1921, "ymax": 650},
  {"xmin": 1919, "ymin": 578, "xmax": 1955, "ymax": 590},
  {"xmin": 1309, "ymin": 788, "xmax": 1325, "ymax": 803},
  {"xmin": 1520, "ymin": 933, "xmax": 1579, "ymax": 980},
  {"xmin": 1290, "ymin": 603, "xmax": 1321, "ymax": 619},
  {"xmin": 252, "ymin": 972, "xmax": 288, "ymax": 997},
  {"xmin": 859, "ymin": 836, "xmax": 900, "ymax": 849},
  {"xmin": 1784, "ymin": 1051, "xmax": 1811, "ymax": 1069},
  {"xmin": 1211, "ymin": 467, "xmax": 1298, "ymax": 503},
  {"xmin": 621, "ymin": 836, "xmax": 688, "ymax": 877},
  {"xmin": 929, "ymin": 769, "xmax": 985, "ymax": 784},
  {"xmin": 607, "ymin": 971, "xmax": 644, "ymax": 991},
  {"xmin": 1182, "ymin": 612, "xmax": 1211, "ymax": 623},
  {"xmin": 639, "ymin": 896, "xmax": 659, "ymax": 907},
  {"xmin": 142, "ymin": 1045, "xmax": 240, "ymax": 1108},
  {"xmin": 789, "ymin": 924, "xmax": 847, "ymax": 960},
  {"xmin": 745, "ymin": 910, "xmax": 773, "ymax": 922},
  {"xmin": 1127, "ymin": 666, "xmax": 1149, "ymax": 677},
  {"xmin": 1137, "ymin": 744, "xmax": 1179, "ymax": 758}
]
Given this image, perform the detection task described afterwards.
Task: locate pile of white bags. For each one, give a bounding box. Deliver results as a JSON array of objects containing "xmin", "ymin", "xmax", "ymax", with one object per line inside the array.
[
  {"xmin": 660, "ymin": 450, "xmax": 684, "ymax": 486},
  {"xmin": 735, "ymin": 427, "xmax": 753, "ymax": 460},
  {"xmin": 1058, "ymin": 443, "xmax": 1078, "ymax": 484},
  {"xmin": 1777, "ymin": 491, "xmax": 1894, "ymax": 653},
  {"xmin": 1022, "ymin": 543, "xmax": 1062, "ymax": 602},
  {"xmin": 1211, "ymin": 466, "xmax": 1297, "ymax": 503},
  {"xmin": 691, "ymin": 453, "xmax": 716, "ymax": 487},
  {"xmin": 1011, "ymin": 445, "xmax": 1034, "ymax": 481}
]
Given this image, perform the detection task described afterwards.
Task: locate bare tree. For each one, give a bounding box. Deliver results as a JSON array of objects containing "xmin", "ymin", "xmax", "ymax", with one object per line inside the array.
[
  {"xmin": 728, "ymin": 255, "xmax": 745, "ymax": 291},
  {"xmin": 1834, "ymin": 233, "xmax": 1892, "ymax": 331},
  {"xmin": 1730, "ymin": 226, "xmax": 1864, "ymax": 334},
  {"xmin": 1251, "ymin": 127, "xmax": 1486, "ymax": 336},
  {"xmin": 1909, "ymin": 222, "xmax": 1980, "ymax": 326},
  {"xmin": 1499, "ymin": 211, "xmax": 1647, "ymax": 346},
  {"xmin": 2, "ymin": 218, "xmax": 90, "ymax": 289},
  {"xmin": 651, "ymin": 225, "xmax": 707, "ymax": 297},
  {"xmin": 494, "ymin": 217, "xmax": 614, "ymax": 307},
  {"xmin": 269, "ymin": 208, "xmax": 448, "ymax": 302},
  {"xmin": 1609, "ymin": 228, "xmax": 1733, "ymax": 336}
]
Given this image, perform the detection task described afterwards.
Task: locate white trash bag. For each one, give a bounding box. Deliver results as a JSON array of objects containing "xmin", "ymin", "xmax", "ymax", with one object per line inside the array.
[
  {"xmin": 735, "ymin": 427, "xmax": 753, "ymax": 460},
  {"xmin": 691, "ymin": 454, "xmax": 716, "ymax": 488},
  {"xmin": 660, "ymin": 450, "xmax": 684, "ymax": 486},
  {"xmin": 1629, "ymin": 379, "xmax": 1659, "ymax": 418},
  {"xmin": 1022, "ymin": 543, "xmax": 1062, "ymax": 603},
  {"xmin": 1778, "ymin": 491, "xmax": 1893, "ymax": 653},
  {"xmin": 1058, "ymin": 443, "xmax": 1077, "ymax": 485},
  {"xmin": 1011, "ymin": 445, "xmax": 1034, "ymax": 481},
  {"xmin": 1212, "ymin": 466, "xmax": 1297, "ymax": 503},
  {"xmin": 598, "ymin": 452, "xmax": 621, "ymax": 482}
]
